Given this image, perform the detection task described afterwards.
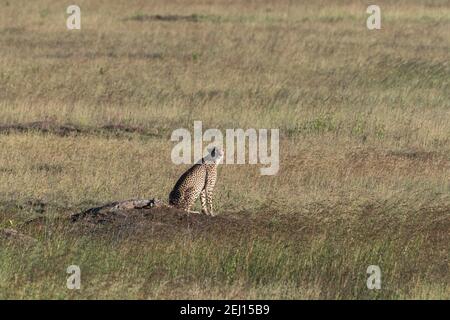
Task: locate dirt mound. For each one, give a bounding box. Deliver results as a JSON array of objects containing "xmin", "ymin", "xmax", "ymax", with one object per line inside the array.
[
  {"xmin": 16, "ymin": 199, "xmax": 305, "ymax": 241},
  {"xmin": 67, "ymin": 198, "xmax": 257, "ymax": 239}
]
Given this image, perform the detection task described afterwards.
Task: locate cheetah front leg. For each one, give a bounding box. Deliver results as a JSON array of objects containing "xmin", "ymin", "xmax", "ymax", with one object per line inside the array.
[
  {"xmin": 185, "ymin": 188, "xmax": 201, "ymax": 214},
  {"xmin": 200, "ymin": 189, "xmax": 208, "ymax": 214},
  {"xmin": 206, "ymin": 188, "xmax": 215, "ymax": 216}
]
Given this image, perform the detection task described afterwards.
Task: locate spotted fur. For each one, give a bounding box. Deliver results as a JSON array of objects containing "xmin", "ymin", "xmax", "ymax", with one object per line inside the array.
[{"xmin": 169, "ymin": 147, "xmax": 223, "ymax": 215}]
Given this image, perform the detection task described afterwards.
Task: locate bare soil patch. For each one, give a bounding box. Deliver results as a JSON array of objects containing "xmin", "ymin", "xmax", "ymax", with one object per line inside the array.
[
  {"xmin": 124, "ymin": 14, "xmax": 202, "ymax": 22},
  {"xmin": 67, "ymin": 199, "xmax": 276, "ymax": 239},
  {"xmin": 0, "ymin": 121, "xmax": 161, "ymax": 138},
  {"xmin": 10, "ymin": 198, "xmax": 308, "ymax": 242}
]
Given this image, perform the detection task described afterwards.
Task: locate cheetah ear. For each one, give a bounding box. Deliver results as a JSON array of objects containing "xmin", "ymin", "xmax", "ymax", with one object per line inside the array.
[
  {"xmin": 210, "ymin": 147, "xmax": 216, "ymax": 158},
  {"xmin": 206, "ymin": 146, "xmax": 215, "ymax": 155}
]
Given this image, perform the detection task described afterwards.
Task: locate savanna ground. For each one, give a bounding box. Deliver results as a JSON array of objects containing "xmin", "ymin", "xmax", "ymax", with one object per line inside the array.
[{"xmin": 0, "ymin": 0, "xmax": 449, "ymax": 299}]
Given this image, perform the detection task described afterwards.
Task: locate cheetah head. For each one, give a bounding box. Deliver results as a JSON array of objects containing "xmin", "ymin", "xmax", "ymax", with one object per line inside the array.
[{"xmin": 204, "ymin": 146, "xmax": 224, "ymax": 164}]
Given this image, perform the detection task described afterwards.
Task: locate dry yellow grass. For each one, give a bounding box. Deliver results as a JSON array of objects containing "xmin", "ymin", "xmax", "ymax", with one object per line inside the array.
[{"xmin": 0, "ymin": 0, "xmax": 449, "ymax": 299}]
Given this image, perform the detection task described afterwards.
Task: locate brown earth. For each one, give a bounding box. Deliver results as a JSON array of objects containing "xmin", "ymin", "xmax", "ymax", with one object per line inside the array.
[
  {"xmin": 0, "ymin": 121, "xmax": 161, "ymax": 138},
  {"xmin": 12, "ymin": 198, "xmax": 310, "ymax": 243},
  {"xmin": 66, "ymin": 199, "xmax": 300, "ymax": 240}
]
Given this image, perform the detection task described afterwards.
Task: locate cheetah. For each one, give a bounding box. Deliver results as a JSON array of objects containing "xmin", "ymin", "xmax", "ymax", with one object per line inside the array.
[{"xmin": 169, "ymin": 147, "xmax": 223, "ymax": 216}]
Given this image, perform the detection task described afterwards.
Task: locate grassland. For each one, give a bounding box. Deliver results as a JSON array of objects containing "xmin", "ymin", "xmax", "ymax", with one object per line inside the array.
[{"xmin": 0, "ymin": 0, "xmax": 449, "ymax": 299}]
